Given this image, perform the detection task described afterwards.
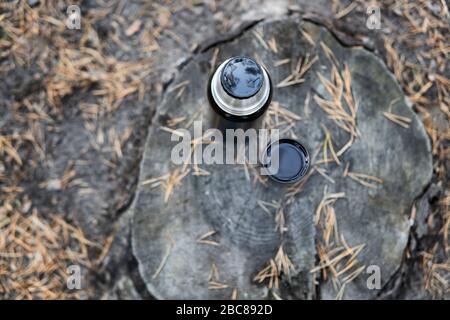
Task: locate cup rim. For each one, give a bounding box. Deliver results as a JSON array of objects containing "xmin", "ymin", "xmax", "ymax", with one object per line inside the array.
[{"xmin": 260, "ymin": 138, "xmax": 310, "ymax": 184}]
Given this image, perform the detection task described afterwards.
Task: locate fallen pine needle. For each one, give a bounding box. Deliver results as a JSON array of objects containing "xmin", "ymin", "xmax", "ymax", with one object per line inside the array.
[
  {"xmin": 208, "ymin": 281, "xmax": 229, "ymax": 290},
  {"xmin": 152, "ymin": 240, "xmax": 174, "ymax": 279},
  {"xmin": 383, "ymin": 112, "xmax": 412, "ymax": 128},
  {"xmin": 344, "ymin": 164, "xmax": 383, "ymax": 188},
  {"xmin": 197, "ymin": 230, "xmax": 220, "ymax": 246},
  {"xmin": 274, "ymin": 58, "xmax": 290, "ymax": 67},
  {"xmin": 231, "ymin": 288, "xmax": 238, "ymax": 300}
]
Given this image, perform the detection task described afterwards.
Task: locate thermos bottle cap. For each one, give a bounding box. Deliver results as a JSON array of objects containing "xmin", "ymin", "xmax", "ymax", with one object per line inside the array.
[
  {"xmin": 262, "ymin": 139, "xmax": 310, "ymax": 184},
  {"xmin": 221, "ymin": 56, "xmax": 264, "ymax": 99},
  {"xmin": 210, "ymin": 56, "xmax": 271, "ymax": 119}
]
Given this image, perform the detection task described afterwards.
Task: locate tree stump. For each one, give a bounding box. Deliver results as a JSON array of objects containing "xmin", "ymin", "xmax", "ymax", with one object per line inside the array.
[{"xmin": 131, "ymin": 17, "xmax": 432, "ymax": 299}]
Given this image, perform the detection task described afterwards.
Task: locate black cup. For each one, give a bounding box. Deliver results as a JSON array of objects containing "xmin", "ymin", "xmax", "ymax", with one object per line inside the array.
[{"xmin": 261, "ymin": 139, "xmax": 310, "ymax": 184}]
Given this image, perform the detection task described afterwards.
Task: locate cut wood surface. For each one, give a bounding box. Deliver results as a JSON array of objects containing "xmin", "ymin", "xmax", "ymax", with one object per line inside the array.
[{"xmin": 131, "ymin": 18, "xmax": 432, "ymax": 299}]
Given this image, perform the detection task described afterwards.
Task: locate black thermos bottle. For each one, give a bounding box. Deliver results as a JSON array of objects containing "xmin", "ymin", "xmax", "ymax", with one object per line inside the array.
[{"xmin": 207, "ymin": 56, "xmax": 272, "ymax": 132}]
